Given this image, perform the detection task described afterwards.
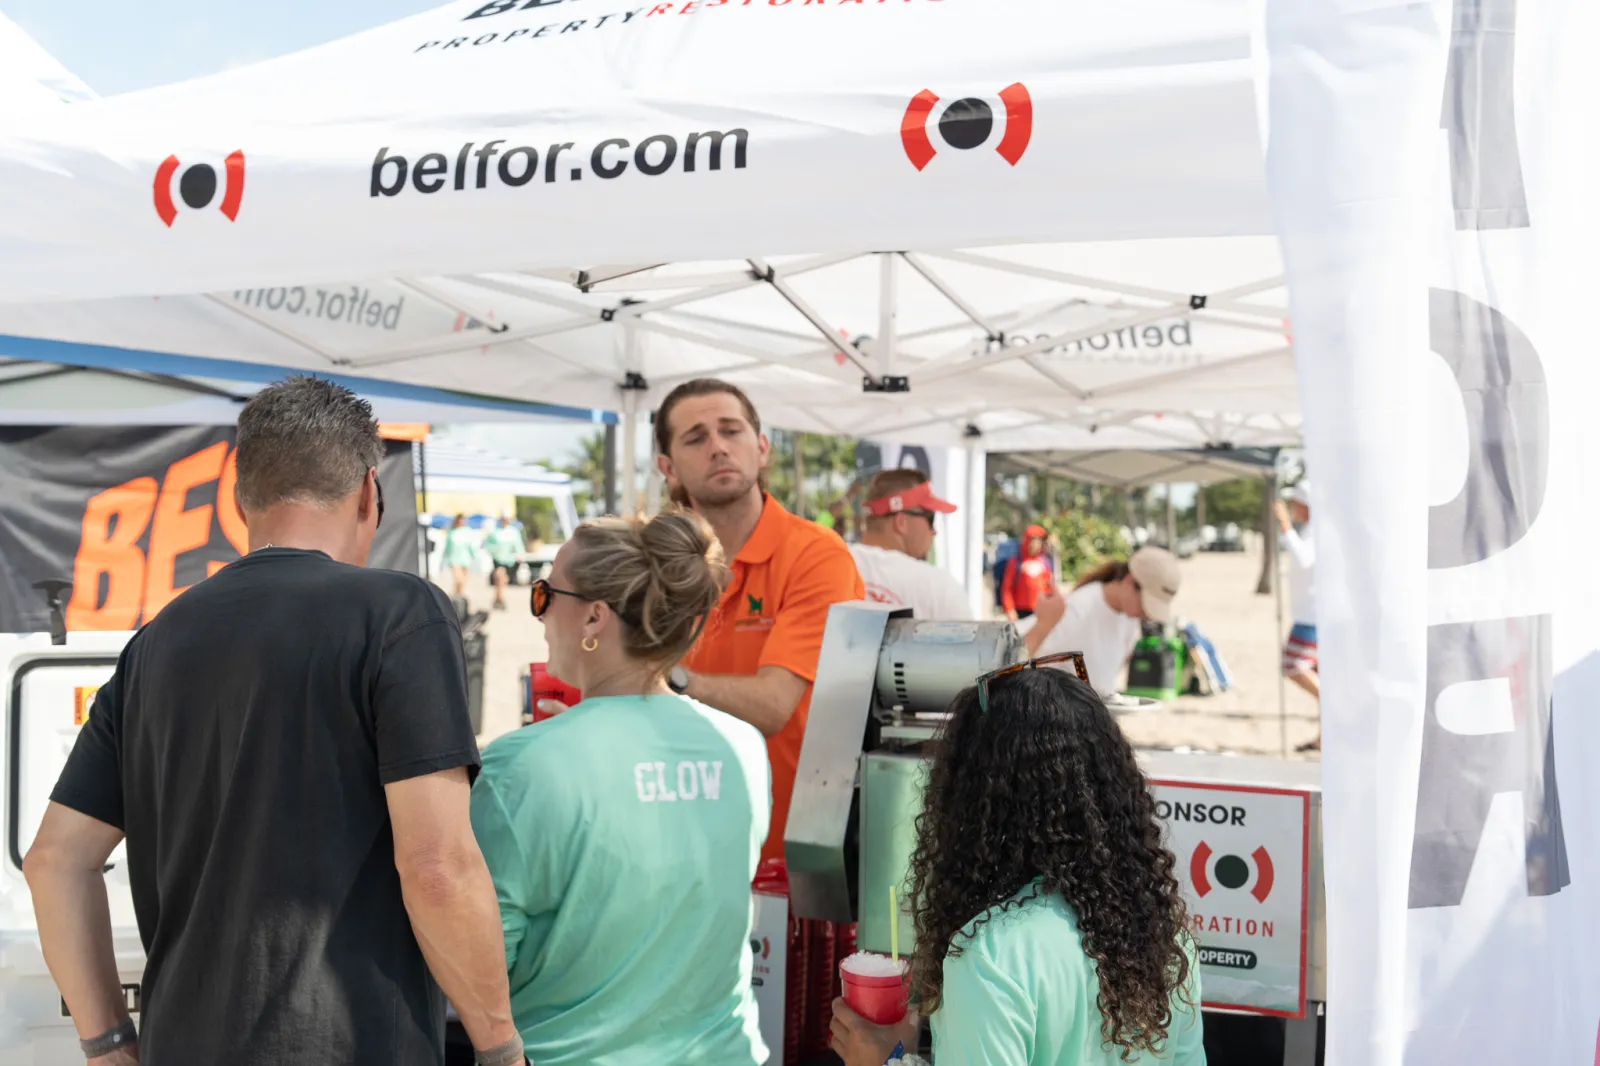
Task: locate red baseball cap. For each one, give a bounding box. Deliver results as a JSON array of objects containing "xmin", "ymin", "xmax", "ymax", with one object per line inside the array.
[{"xmin": 865, "ymin": 480, "xmax": 959, "ymax": 517}]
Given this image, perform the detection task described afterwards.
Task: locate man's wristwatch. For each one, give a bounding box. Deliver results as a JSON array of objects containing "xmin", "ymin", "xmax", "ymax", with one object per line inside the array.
[{"xmin": 668, "ymin": 665, "xmax": 690, "ymax": 694}]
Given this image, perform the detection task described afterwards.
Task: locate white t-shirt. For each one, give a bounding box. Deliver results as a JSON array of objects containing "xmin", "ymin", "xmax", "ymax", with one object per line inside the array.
[
  {"xmin": 849, "ymin": 543, "xmax": 975, "ymax": 620},
  {"xmin": 1281, "ymin": 523, "xmax": 1317, "ymax": 626},
  {"xmin": 1034, "ymin": 581, "xmax": 1143, "ymax": 697}
]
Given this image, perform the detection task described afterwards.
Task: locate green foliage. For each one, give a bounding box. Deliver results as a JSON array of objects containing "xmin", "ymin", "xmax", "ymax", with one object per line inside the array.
[
  {"xmin": 1039, "ymin": 510, "xmax": 1130, "ymax": 584},
  {"xmin": 514, "ymin": 497, "xmax": 557, "ymax": 542},
  {"xmin": 765, "ymin": 429, "xmax": 857, "ymax": 517},
  {"xmin": 1198, "ymin": 478, "xmax": 1264, "ymax": 528},
  {"xmin": 557, "ymin": 431, "xmax": 609, "ymax": 511}
]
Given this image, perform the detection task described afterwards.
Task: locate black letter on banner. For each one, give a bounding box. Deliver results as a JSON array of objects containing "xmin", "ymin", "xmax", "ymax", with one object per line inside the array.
[
  {"xmin": 1409, "ymin": 616, "xmax": 1570, "ymax": 907},
  {"xmin": 1427, "ymin": 288, "xmax": 1547, "ymax": 569},
  {"xmin": 1441, "ymin": 0, "xmax": 1529, "ymax": 230}
]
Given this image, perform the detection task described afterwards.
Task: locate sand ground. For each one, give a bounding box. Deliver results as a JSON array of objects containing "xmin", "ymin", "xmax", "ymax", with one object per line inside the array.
[{"xmin": 457, "ymin": 547, "xmax": 1321, "ymax": 761}]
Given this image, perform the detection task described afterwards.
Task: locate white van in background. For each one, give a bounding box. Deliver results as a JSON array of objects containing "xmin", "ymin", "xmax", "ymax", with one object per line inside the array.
[{"xmin": 0, "ymin": 631, "xmax": 143, "ymax": 1066}]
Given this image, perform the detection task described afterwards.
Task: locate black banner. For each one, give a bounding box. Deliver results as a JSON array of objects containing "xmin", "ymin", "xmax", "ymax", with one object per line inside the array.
[{"xmin": 0, "ymin": 427, "xmax": 419, "ymax": 634}]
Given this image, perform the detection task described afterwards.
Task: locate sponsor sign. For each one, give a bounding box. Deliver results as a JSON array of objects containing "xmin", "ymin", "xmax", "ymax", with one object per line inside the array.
[
  {"xmin": 750, "ymin": 890, "xmax": 788, "ymax": 1065},
  {"xmin": 0, "ymin": 428, "xmax": 420, "ymax": 633},
  {"xmin": 1151, "ymin": 779, "xmax": 1310, "ymax": 1018}
]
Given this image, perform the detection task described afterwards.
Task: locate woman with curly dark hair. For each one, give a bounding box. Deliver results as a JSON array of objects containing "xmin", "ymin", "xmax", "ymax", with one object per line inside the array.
[{"xmin": 831, "ymin": 664, "xmax": 1204, "ymax": 1065}]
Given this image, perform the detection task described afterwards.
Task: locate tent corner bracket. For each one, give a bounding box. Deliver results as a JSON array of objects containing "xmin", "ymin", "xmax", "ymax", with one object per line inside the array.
[{"xmin": 863, "ymin": 375, "xmax": 909, "ymax": 394}]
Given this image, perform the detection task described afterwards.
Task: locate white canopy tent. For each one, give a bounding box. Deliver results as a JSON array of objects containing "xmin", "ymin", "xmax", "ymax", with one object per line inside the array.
[
  {"xmin": 990, "ymin": 446, "xmax": 1279, "ymax": 489},
  {"xmin": 0, "ymin": 0, "xmax": 1298, "ymax": 626},
  {"xmin": 415, "ymin": 438, "xmax": 581, "ymax": 538}
]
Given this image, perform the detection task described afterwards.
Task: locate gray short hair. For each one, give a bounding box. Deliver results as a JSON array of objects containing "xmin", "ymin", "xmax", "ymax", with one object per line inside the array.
[{"xmin": 235, "ymin": 376, "xmax": 382, "ymax": 511}]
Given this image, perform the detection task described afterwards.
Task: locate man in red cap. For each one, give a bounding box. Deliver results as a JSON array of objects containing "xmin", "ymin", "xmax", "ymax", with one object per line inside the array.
[
  {"xmin": 850, "ymin": 469, "xmax": 974, "ymax": 619},
  {"xmin": 1000, "ymin": 523, "xmax": 1055, "ymax": 622}
]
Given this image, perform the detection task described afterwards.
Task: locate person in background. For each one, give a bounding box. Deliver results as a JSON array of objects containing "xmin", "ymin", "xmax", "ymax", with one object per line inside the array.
[
  {"xmin": 654, "ymin": 378, "xmax": 864, "ymax": 864},
  {"xmin": 1025, "ymin": 547, "xmax": 1182, "ymax": 698},
  {"xmin": 850, "ymin": 469, "xmax": 972, "ymax": 620},
  {"xmin": 472, "ymin": 510, "xmax": 769, "ymax": 1066},
  {"xmin": 829, "ymin": 667, "xmax": 1203, "ymax": 1065},
  {"xmin": 486, "ymin": 515, "xmax": 526, "ymax": 610},
  {"xmin": 816, "ymin": 498, "xmax": 848, "ymax": 535},
  {"xmin": 999, "ymin": 524, "xmax": 1054, "ymax": 621},
  {"xmin": 443, "ymin": 513, "xmax": 478, "ymax": 598},
  {"xmin": 25, "ymin": 377, "xmax": 522, "ymax": 1066},
  {"xmin": 1274, "ymin": 481, "xmax": 1320, "ymax": 752}
]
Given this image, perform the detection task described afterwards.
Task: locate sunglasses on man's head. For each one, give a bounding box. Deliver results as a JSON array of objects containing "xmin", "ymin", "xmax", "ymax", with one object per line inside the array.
[
  {"xmin": 975, "ymin": 651, "xmax": 1090, "ymax": 713},
  {"xmin": 529, "ymin": 578, "xmax": 587, "ymax": 619}
]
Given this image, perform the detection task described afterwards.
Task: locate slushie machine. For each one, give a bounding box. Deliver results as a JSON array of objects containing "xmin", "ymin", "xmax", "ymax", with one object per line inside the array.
[{"xmin": 775, "ymin": 602, "xmax": 1327, "ymax": 1066}]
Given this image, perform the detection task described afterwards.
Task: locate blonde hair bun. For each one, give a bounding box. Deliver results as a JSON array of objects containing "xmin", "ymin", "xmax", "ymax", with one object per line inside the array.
[{"xmin": 566, "ymin": 509, "xmax": 729, "ymax": 665}]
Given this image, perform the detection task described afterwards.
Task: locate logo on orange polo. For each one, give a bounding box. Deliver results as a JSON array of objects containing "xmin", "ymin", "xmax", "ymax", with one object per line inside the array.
[{"xmin": 747, "ymin": 594, "xmax": 763, "ymax": 615}]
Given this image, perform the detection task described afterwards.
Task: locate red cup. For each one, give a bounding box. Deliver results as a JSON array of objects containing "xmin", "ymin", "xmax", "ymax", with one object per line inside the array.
[
  {"xmin": 529, "ymin": 663, "xmax": 581, "ymax": 723},
  {"xmin": 839, "ymin": 954, "xmax": 908, "ymax": 1026}
]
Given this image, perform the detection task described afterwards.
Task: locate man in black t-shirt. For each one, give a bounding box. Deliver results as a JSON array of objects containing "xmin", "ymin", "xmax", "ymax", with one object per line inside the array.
[{"xmin": 24, "ymin": 378, "xmax": 526, "ymax": 1066}]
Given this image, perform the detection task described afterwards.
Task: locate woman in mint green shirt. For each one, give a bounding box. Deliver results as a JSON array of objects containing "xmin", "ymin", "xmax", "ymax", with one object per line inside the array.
[
  {"xmin": 832, "ymin": 666, "xmax": 1204, "ymax": 1066},
  {"xmin": 470, "ymin": 510, "xmax": 770, "ymax": 1066}
]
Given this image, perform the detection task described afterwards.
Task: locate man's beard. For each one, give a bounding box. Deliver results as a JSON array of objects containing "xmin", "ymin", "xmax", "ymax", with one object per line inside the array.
[{"xmin": 688, "ymin": 471, "xmax": 757, "ymax": 509}]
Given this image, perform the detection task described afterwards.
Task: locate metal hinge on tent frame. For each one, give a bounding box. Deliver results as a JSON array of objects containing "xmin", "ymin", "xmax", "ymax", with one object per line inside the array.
[
  {"xmin": 620, "ymin": 371, "xmax": 648, "ymax": 391},
  {"xmin": 862, "ymin": 375, "xmax": 910, "ymax": 393}
]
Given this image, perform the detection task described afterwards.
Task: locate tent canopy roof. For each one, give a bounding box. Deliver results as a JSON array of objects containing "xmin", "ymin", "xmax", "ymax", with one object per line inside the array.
[
  {"xmin": 0, "ymin": 0, "xmax": 1295, "ymax": 451},
  {"xmin": 989, "ymin": 446, "xmax": 1278, "ymax": 488}
]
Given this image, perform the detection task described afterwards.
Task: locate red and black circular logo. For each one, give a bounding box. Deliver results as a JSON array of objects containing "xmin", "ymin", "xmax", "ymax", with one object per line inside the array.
[
  {"xmin": 153, "ymin": 151, "xmax": 246, "ymax": 227},
  {"xmin": 900, "ymin": 83, "xmax": 1032, "ymax": 172},
  {"xmin": 1191, "ymin": 841, "xmax": 1275, "ymax": 903}
]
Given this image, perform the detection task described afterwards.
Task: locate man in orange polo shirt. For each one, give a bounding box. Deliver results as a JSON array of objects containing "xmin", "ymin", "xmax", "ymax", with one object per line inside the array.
[{"xmin": 656, "ymin": 379, "xmax": 864, "ymax": 863}]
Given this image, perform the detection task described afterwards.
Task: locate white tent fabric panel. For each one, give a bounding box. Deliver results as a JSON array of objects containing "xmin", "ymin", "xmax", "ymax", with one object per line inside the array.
[
  {"xmin": 0, "ymin": 239, "xmax": 1294, "ymax": 450},
  {"xmin": 0, "ymin": 1, "xmax": 1293, "ymax": 452},
  {"xmin": 0, "ymin": 0, "xmax": 1271, "ymax": 302}
]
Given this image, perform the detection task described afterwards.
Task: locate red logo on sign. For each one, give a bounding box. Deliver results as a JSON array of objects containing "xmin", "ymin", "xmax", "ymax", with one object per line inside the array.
[
  {"xmin": 1191, "ymin": 841, "xmax": 1274, "ymax": 903},
  {"xmin": 901, "ymin": 83, "xmax": 1032, "ymax": 172},
  {"xmin": 153, "ymin": 151, "xmax": 246, "ymax": 227}
]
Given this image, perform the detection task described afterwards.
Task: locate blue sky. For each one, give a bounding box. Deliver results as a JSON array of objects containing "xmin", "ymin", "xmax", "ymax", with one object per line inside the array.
[{"xmin": 5, "ymin": 0, "xmax": 440, "ymax": 95}]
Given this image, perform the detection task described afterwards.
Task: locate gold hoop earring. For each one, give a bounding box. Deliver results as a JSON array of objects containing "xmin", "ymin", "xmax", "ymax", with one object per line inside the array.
[{"xmin": 582, "ymin": 636, "xmax": 599, "ymax": 653}]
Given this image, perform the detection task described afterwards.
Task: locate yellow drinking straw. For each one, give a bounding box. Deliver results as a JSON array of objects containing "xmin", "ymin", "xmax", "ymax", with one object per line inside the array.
[{"xmin": 890, "ymin": 884, "xmax": 900, "ymax": 964}]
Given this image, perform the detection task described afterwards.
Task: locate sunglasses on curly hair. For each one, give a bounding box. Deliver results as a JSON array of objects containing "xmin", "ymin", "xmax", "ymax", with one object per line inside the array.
[{"xmin": 975, "ymin": 652, "xmax": 1090, "ymax": 713}]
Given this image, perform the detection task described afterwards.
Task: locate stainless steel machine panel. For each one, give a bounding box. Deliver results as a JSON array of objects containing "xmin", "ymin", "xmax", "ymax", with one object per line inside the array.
[
  {"xmin": 873, "ymin": 620, "xmax": 1025, "ymax": 715},
  {"xmin": 786, "ymin": 602, "xmax": 900, "ymax": 923}
]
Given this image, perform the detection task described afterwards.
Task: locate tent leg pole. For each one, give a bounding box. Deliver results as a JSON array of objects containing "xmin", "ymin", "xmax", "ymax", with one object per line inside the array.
[
  {"xmin": 964, "ymin": 434, "xmax": 986, "ymax": 619},
  {"xmin": 879, "ymin": 253, "xmax": 898, "ymax": 378},
  {"xmin": 603, "ymin": 423, "xmax": 618, "ymax": 514},
  {"xmin": 1273, "ymin": 482, "xmax": 1288, "ymax": 758},
  {"xmin": 621, "ymin": 393, "xmax": 638, "ymax": 516},
  {"xmin": 620, "ymin": 323, "xmax": 642, "ymax": 516}
]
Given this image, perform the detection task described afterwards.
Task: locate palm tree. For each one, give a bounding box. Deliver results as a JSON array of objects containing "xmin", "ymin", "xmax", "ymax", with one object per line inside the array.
[{"xmin": 558, "ymin": 431, "xmax": 608, "ymax": 514}]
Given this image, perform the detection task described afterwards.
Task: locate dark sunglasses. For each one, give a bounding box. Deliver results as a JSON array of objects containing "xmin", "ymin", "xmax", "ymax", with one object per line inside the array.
[
  {"xmin": 529, "ymin": 578, "xmax": 588, "ymax": 619},
  {"xmin": 372, "ymin": 471, "xmax": 385, "ymax": 529},
  {"xmin": 976, "ymin": 651, "xmax": 1090, "ymax": 713}
]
